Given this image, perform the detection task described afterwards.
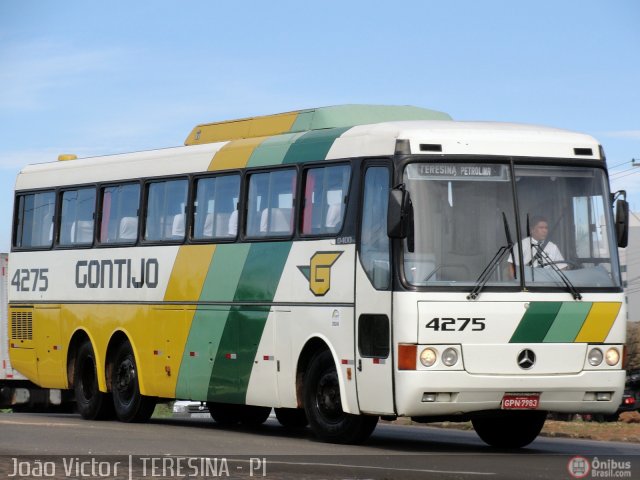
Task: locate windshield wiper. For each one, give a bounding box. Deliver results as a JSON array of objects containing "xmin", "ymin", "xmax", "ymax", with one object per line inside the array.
[
  {"xmin": 529, "ymin": 242, "xmax": 582, "ymax": 300},
  {"xmin": 525, "ymin": 213, "xmax": 582, "ymax": 300},
  {"xmin": 467, "ymin": 212, "xmax": 513, "ymax": 300}
]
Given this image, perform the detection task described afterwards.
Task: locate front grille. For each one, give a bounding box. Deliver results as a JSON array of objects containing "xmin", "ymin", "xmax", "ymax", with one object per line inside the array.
[{"xmin": 11, "ymin": 311, "xmax": 33, "ymax": 340}]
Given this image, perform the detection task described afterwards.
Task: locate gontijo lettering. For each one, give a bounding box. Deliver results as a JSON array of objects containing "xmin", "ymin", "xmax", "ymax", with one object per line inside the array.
[{"xmin": 75, "ymin": 258, "xmax": 159, "ymax": 289}]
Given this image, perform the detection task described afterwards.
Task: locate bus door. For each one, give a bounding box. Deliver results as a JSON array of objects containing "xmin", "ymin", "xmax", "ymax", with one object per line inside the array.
[{"xmin": 355, "ymin": 163, "xmax": 395, "ymax": 415}]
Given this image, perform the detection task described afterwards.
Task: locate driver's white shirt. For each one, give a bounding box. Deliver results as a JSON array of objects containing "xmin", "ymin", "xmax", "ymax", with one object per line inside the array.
[{"xmin": 508, "ymin": 237, "xmax": 566, "ymax": 269}]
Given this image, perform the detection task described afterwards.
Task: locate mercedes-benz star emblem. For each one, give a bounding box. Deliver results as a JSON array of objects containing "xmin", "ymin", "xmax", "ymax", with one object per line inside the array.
[{"xmin": 517, "ymin": 349, "xmax": 536, "ymax": 369}]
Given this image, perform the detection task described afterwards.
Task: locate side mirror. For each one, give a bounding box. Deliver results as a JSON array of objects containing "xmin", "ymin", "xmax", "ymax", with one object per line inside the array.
[
  {"xmin": 388, "ymin": 185, "xmax": 411, "ymax": 238},
  {"xmin": 615, "ymin": 198, "xmax": 629, "ymax": 248}
]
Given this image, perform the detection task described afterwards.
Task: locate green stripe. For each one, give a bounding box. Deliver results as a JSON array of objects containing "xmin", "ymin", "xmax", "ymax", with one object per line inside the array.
[
  {"xmin": 207, "ymin": 242, "xmax": 292, "ymax": 403},
  {"xmin": 176, "ymin": 244, "xmax": 251, "ymax": 399},
  {"xmin": 510, "ymin": 302, "xmax": 562, "ymax": 343},
  {"xmin": 543, "ymin": 302, "xmax": 592, "ymax": 343},
  {"xmin": 200, "ymin": 244, "xmax": 251, "ymax": 302},
  {"xmin": 246, "ymin": 132, "xmax": 304, "ymax": 168},
  {"xmin": 282, "ymin": 127, "xmax": 349, "ymax": 164},
  {"xmin": 175, "ymin": 306, "xmax": 231, "ymax": 400}
]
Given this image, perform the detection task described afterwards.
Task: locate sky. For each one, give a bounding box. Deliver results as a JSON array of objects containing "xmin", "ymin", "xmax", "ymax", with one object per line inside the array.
[{"xmin": 0, "ymin": 0, "xmax": 639, "ymax": 252}]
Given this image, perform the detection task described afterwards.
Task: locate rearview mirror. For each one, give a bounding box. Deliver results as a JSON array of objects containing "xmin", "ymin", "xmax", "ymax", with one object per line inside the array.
[
  {"xmin": 615, "ymin": 198, "xmax": 629, "ymax": 248},
  {"xmin": 388, "ymin": 185, "xmax": 411, "ymax": 238}
]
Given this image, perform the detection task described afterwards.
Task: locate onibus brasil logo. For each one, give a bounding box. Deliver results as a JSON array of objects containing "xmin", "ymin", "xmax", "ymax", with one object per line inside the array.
[{"xmin": 298, "ymin": 251, "xmax": 343, "ymax": 296}]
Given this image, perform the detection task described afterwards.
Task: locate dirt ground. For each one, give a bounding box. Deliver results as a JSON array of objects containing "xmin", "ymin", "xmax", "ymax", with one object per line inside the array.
[{"xmin": 394, "ymin": 411, "xmax": 640, "ymax": 443}]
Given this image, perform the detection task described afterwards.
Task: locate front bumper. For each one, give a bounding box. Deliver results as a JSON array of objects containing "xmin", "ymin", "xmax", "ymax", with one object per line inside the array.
[{"xmin": 395, "ymin": 369, "xmax": 625, "ymax": 416}]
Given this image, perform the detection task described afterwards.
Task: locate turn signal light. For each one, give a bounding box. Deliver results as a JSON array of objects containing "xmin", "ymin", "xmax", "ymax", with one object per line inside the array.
[{"xmin": 398, "ymin": 344, "xmax": 417, "ymax": 370}]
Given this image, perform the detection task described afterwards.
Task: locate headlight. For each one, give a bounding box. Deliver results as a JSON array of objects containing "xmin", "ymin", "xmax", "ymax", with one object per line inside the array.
[
  {"xmin": 173, "ymin": 404, "xmax": 186, "ymax": 413},
  {"xmin": 588, "ymin": 348, "xmax": 603, "ymax": 366},
  {"xmin": 605, "ymin": 348, "xmax": 620, "ymax": 366},
  {"xmin": 420, "ymin": 348, "xmax": 437, "ymax": 367},
  {"xmin": 442, "ymin": 348, "xmax": 459, "ymax": 367}
]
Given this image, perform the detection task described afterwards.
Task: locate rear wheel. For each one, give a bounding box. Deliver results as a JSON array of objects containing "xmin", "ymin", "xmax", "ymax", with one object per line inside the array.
[
  {"xmin": 111, "ymin": 341, "xmax": 156, "ymax": 423},
  {"xmin": 74, "ymin": 341, "xmax": 114, "ymax": 420},
  {"xmin": 275, "ymin": 407, "xmax": 308, "ymax": 428},
  {"xmin": 238, "ymin": 406, "xmax": 272, "ymax": 426},
  {"xmin": 472, "ymin": 411, "xmax": 547, "ymax": 448},
  {"xmin": 207, "ymin": 402, "xmax": 241, "ymax": 426},
  {"xmin": 304, "ymin": 350, "xmax": 378, "ymax": 444}
]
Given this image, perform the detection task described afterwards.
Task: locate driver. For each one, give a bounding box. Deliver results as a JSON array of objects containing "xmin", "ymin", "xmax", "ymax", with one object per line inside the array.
[{"xmin": 509, "ymin": 216, "xmax": 567, "ymax": 274}]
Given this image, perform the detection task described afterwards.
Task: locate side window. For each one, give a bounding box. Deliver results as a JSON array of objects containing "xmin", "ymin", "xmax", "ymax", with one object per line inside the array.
[
  {"xmin": 193, "ymin": 175, "xmax": 240, "ymax": 240},
  {"xmin": 360, "ymin": 167, "xmax": 390, "ymax": 289},
  {"xmin": 246, "ymin": 169, "xmax": 296, "ymax": 238},
  {"xmin": 59, "ymin": 187, "xmax": 96, "ymax": 247},
  {"xmin": 301, "ymin": 164, "xmax": 351, "ymax": 235},
  {"xmin": 13, "ymin": 191, "xmax": 55, "ymax": 249},
  {"xmin": 99, "ymin": 183, "xmax": 140, "ymax": 244},
  {"xmin": 144, "ymin": 179, "xmax": 188, "ymax": 242}
]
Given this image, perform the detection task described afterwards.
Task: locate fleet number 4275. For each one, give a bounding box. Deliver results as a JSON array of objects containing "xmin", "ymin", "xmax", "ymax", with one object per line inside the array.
[
  {"xmin": 11, "ymin": 268, "xmax": 49, "ymax": 292},
  {"xmin": 425, "ymin": 317, "xmax": 486, "ymax": 331}
]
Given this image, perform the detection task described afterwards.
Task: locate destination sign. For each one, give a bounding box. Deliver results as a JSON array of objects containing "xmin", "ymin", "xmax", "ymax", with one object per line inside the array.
[{"xmin": 406, "ymin": 164, "xmax": 509, "ymax": 181}]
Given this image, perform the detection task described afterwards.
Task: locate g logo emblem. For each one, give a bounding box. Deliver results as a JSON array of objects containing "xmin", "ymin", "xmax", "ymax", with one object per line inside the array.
[{"xmin": 298, "ymin": 251, "xmax": 343, "ymax": 296}]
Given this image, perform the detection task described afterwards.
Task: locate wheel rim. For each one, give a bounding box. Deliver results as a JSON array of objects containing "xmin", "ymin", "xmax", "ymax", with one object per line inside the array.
[
  {"xmin": 315, "ymin": 370, "xmax": 343, "ymax": 424},
  {"xmin": 80, "ymin": 355, "xmax": 97, "ymax": 401},
  {"xmin": 114, "ymin": 356, "xmax": 136, "ymax": 407}
]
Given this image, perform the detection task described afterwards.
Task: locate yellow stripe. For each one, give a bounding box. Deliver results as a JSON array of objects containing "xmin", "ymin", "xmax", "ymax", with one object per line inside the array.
[
  {"xmin": 164, "ymin": 245, "xmax": 216, "ymax": 302},
  {"xmin": 574, "ymin": 302, "xmax": 621, "ymax": 343},
  {"xmin": 207, "ymin": 136, "xmax": 266, "ymax": 171},
  {"xmin": 186, "ymin": 112, "xmax": 298, "ymax": 145}
]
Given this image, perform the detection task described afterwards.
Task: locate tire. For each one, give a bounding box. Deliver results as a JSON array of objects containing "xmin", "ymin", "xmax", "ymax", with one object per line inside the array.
[
  {"xmin": 111, "ymin": 341, "xmax": 156, "ymax": 423},
  {"xmin": 472, "ymin": 411, "xmax": 547, "ymax": 448},
  {"xmin": 275, "ymin": 407, "xmax": 308, "ymax": 428},
  {"xmin": 238, "ymin": 406, "xmax": 272, "ymax": 426},
  {"xmin": 74, "ymin": 341, "xmax": 114, "ymax": 420},
  {"xmin": 303, "ymin": 350, "xmax": 378, "ymax": 444},
  {"xmin": 207, "ymin": 402, "xmax": 242, "ymax": 426}
]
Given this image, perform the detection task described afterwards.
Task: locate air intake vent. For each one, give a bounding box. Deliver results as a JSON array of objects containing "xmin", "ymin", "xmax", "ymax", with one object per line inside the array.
[
  {"xmin": 574, "ymin": 148, "xmax": 593, "ymax": 156},
  {"xmin": 420, "ymin": 144, "xmax": 443, "ymax": 152},
  {"xmin": 11, "ymin": 311, "xmax": 33, "ymax": 340}
]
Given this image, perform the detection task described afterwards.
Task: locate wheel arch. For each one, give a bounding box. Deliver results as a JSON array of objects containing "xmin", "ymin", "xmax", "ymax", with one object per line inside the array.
[
  {"xmin": 67, "ymin": 329, "xmax": 102, "ymax": 390},
  {"xmin": 295, "ymin": 335, "xmax": 360, "ymax": 414},
  {"xmin": 104, "ymin": 329, "xmax": 150, "ymax": 395}
]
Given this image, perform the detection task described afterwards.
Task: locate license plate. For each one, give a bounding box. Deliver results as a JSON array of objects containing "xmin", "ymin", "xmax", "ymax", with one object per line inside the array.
[{"xmin": 501, "ymin": 394, "xmax": 540, "ymax": 410}]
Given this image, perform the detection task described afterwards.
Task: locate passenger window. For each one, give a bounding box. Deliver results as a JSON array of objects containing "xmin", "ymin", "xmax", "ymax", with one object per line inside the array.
[
  {"xmin": 246, "ymin": 169, "xmax": 296, "ymax": 237},
  {"xmin": 360, "ymin": 167, "xmax": 390, "ymax": 289},
  {"xmin": 14, "ymin": 191, "xmax": 55, "ymax": 249},
  {"xmin": 59, "ymin": 188, "xmax": 96, "ymax": 246},
  {"xmin": 301, "ymin": 164, "xmax": 351, "ymax": 235},
  {"xmin": 144, "ymin": 179, "xmax": 188, "ymax": 242},
  {"xmin": 99, "ymin": 183, "xmax": 140, "ymax": 244},
  {"xmin": 193, "ymin": 175, "xmax": 240, "ymax": 240}
]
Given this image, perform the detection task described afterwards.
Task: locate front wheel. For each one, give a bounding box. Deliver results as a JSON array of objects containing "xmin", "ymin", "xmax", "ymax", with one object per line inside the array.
[
  {"xmin": 74, "ymin": 341, "xmax": 114, "ymax": 420},
  {"xmin": 472, "ymin": 411, "xmax": 547, "ymax": 448},
  {"xmin": 111, "ymin": 341, "xmax": 156, "ymax": 423},
  {"xmin": 303, "ymin": 350, "xmax": 378, "ymax": 444}
]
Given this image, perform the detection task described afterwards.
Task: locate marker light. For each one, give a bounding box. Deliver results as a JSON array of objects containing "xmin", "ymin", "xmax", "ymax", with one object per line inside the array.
[
  {"xmin": 420, "ymin": 348, "xmax": 437, "ymax": 367},
  {"xmin": 588, "ymin": 348, "xmax": 603, "ymax": 366},
  {"xmin": 442, "ymin": 348, "xmax": 459, "ymax": 367},
  {"xmin": 605, "ymin": 348, "xmax": 620, "ymax": 366}
]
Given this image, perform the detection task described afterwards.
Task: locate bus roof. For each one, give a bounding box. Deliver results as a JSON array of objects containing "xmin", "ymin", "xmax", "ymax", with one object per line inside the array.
[{"xmin": 184, "ymin": 105, "xmax": 452, "ymax": 145}]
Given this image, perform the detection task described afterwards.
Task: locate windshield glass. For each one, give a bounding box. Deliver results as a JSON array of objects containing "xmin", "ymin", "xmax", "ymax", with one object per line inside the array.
[
  {"xmin": 513, "ymin": 165, "xmax": 620, "ymax": 288},
  {"xmin": 402, "ymin": 162, "xmax": 621, "ymax": 289},
  {"xmin": 403, "ymin": 163, "xmax": 518, "ymax": 287}
]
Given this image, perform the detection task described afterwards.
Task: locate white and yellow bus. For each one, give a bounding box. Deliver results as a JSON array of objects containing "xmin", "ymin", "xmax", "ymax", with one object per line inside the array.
[{"xmin": 8, "ymin": 105, "xmax": 629, "ymax": 447}]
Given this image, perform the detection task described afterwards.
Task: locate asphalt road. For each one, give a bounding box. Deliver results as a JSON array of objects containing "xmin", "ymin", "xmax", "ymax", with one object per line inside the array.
[{"xmin": 0, "ymin": 412, "xmax": 638, "ymax": 479}]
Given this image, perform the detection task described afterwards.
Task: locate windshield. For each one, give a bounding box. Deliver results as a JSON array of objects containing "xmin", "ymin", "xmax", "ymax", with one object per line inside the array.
[{"xmin": 402, "ymin": 162, "xmax": 621, "ymax": 289}]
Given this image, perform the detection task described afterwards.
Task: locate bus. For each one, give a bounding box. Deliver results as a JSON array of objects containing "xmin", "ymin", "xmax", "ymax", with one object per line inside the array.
[{"xmin": 8, "ymin": 105, "xmax": 629, "ymax": 447}]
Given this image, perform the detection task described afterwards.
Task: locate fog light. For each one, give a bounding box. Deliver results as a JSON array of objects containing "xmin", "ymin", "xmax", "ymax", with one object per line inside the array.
[
  {"xmin": 588, "ymin": 348, "xmax": 603, "ymax": 366},
  {"xmin": 442, "ymin": 348, "xmax": 459, "ymax": 367},
  {"xmin": 422, "ymin": 392, "xmax": 437, "ymax": 402},
  {"xmin": 605, "ymin": 348, "xmax": 620, "ymax": 366},
  {"xmin": 596, "ymin": 392, "xmax": 612, "ymax": 401},
  {"xmin": 420, "ymin": 348, "xmax": 437, "ymax": 367}
]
